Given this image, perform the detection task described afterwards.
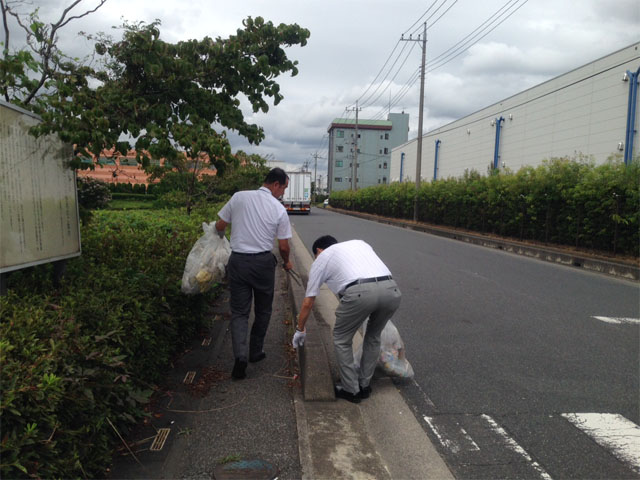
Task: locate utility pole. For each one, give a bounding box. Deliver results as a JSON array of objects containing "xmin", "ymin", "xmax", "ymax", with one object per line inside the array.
[
  {"xmin": 401, "ymin": 22, "xmax": 427, "ymax": 222},
  {"xmin": 346, "ymin": 100, "xmax": 361, "ymax": 190},
  {"xmin": 311, "ymin": 152, "xmax": 321, "ymax": 201}
]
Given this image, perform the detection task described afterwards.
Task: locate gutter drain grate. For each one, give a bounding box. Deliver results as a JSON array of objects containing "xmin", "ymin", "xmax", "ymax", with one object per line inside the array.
[
  {"xmin": 183, "ymin": 371, "xmax": 196, "ymax": 384},
  {"xmin": 202, "ymin": 337, "xmax": 212, "ymax": 346},
  {"xmin": 150, "ymin": 428, "xmax": 170, "ymax": 451}
]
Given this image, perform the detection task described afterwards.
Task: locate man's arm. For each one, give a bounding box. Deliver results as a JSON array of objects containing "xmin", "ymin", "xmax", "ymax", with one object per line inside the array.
[
  {"xmin": 297, "ymin": 296, "xmax": 315, "ymax": 331},
  {"xmin": 278, "ymin": 238, "xmax": 293, "ymax": 271},
  {"xmin": 215, "ymin": 219, "xmax": 228, "ymax": 238}
]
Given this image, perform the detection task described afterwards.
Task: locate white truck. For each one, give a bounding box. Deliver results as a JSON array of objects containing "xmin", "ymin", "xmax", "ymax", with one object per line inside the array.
[{"xmin": 282, "ymin": 171, "xmax": 312, "ymax": 214}]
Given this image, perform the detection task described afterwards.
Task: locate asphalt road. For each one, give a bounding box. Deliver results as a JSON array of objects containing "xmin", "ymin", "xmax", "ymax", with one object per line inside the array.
[{"xmin": 290, "ymin": 207, "xmax": 640, "ymax": 479}]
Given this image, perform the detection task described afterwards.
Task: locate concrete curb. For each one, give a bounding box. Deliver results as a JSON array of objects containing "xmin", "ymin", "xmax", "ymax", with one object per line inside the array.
[
  {"xmin": 287, "ymin": 229, "xmax": 335, "ymax": 402},
  {"xmin": 330, "ymin": 207, "xmax": 640, "ymax": 282},
  {"xmin": 287, "ymin": 227, "xmax": 455, "ymax": 479}
]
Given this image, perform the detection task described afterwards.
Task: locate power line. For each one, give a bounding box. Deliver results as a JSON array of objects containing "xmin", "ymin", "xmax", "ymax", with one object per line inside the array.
[
  {"xmin": 353, "ymin": 40, "xmax": 402, "ymax": 106},
  {"xmin": 426, "ymin": 0, "xmax": 529, "ymax": 73},
  {"xmin": 361, "ymin": 41, "xmax": 418, "ymax": 109},
  {"xmin": 409, "ymin": 0, "xmax": 457, "ymax": 37},
  {"xmin": 402, "ymin": 0, "xmax": 440, "ymax": 36},
  {"xmin": 359, "ymin": 40, "xmax": 411, "ymax": 108}
]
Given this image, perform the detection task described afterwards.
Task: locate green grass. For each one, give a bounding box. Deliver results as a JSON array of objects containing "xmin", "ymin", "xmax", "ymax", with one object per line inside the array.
[{"xmin": 107, "ymin": 198, "xmax": 155, "ymax": 210}]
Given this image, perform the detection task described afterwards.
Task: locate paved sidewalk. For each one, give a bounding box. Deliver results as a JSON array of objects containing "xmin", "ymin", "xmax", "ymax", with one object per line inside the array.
[{"xmin": 109, "ymin": 235, "xmax": 453, "ymax": 479}]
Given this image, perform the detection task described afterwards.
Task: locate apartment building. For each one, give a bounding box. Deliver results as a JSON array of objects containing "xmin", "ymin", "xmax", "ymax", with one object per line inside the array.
[{"xmin": 327, "ymin": 112, "xmax": 409, "ymax": 192}]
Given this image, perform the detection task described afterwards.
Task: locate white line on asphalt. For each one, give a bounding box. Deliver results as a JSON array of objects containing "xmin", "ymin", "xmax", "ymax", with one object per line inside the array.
[
  {"xmin": 592, "ymin": 316, "xmax": 640, "ymax": 325},
  {"xmin": 481, "ymin": 414, "xmax": 553, "ymax": 480},
  {"xmin": 423, "ymin": 417, "xmax": 480, "ymax": 454},
  {"xmin": 561, "ymin": 413, "xmax": 640, "ymax": 473}
]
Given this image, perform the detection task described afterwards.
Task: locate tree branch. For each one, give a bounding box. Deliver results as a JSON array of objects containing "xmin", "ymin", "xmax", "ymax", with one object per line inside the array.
[{"xmin": 58, "ymin": 0, "xmax": 107, "ymax": 30}]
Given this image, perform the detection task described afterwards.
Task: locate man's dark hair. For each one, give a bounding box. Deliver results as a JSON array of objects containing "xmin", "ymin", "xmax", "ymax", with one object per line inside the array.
[
  {"xmin": 264, "ymin": 167, "xmax": 288, "ymax": 185},
  {"xmin": 312, "ymin": 235, "xmax": 338, "ymax": 255}
]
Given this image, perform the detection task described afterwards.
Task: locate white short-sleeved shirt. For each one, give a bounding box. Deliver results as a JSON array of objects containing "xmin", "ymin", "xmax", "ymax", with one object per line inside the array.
[
  {"xmin": 305, "ymin": 240, "xmax": 392, "ymax": 297},
  {"xmin": 218, "ymin": 186, "xmax": 292, "ymax": 253}
]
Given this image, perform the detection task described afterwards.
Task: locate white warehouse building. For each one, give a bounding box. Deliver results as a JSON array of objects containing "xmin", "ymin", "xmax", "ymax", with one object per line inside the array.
[{"xmin": 391, "ymin": 43, "xmax": 640, "ymax": 183}]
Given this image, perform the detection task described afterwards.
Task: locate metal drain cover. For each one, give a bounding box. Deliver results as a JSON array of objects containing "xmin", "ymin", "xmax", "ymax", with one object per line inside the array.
[{"xmin": 213, "ymin": 459, "xmax": 278, "ymax": 480}]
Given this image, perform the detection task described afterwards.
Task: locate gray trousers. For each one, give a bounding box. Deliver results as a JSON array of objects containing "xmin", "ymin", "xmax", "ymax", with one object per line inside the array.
[
  {"xmin": 334, "ymin": 279, "xmax": 402, "ymax": 394},
  {"xmin": 227, "ymin": 251, "xmax": 278, "ymax": 362}
]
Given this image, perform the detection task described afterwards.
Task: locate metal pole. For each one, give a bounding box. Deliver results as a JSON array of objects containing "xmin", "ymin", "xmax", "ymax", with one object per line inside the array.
[
  {"xmin": 352, "ymin": 100, "xmax": 359, "ymax": 191},
  {"xmin": 413, "ymin": 22, "xmax": 427, "ymax": 222}
]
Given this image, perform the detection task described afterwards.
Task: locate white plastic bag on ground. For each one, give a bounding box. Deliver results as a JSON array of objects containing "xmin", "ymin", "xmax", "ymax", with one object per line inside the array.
[
  {"xmin": 181, "ymin": 222, "xmax": 231, "ymax": 295},
  {"xmin": 355, "ymin": 319, "xmax": 414, "ymax": 378}
]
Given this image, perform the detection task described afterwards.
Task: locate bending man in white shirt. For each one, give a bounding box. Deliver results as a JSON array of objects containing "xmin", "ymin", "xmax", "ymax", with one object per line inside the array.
[{"xmin": 293, "ymin": 235, "xmax": 401, "ymax": 403}]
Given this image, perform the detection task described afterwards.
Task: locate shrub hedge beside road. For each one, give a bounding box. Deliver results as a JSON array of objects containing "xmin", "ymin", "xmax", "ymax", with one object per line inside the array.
[
  {"xmin": 330, "ymin": 158, "xmax": 639, "ymax": 257},
  {"xmin": 0, "ymin": 206, "xmax": 223, "ymax": 478}
]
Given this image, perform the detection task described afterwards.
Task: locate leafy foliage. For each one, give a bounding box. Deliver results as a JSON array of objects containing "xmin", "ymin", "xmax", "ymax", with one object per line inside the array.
[
  {"xmin": 30, "ymin": 17, "xmax": 309, "ymax": 175},
  {"xmin": 330, "ymin": 157, "xmax": 640, "ymax": 257},
  {"xmin": 0, "ymin": 205, "xmax": 223, "ymax": 478}
]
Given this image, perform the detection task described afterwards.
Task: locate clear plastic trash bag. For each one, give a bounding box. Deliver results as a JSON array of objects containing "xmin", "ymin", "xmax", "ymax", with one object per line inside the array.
[
  {"xmin": 181, "ymin": 222, "xmax": 231, "ymax": 294},
  {"xmin": 355, "ymin": 319, "xmax": 414, "ymax": 378}
]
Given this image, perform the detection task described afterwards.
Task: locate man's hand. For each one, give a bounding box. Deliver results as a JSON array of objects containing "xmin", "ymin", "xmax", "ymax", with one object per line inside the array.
[
  {"xmin": 292, "ymin": 329, "xmax": 306, "ymax": 349},
  {"xmin": 282, "ymin": 260, "xmax": 293, "ymax": 271},
  {"xmin": 216, "ymin": 229, "xmax": 225, "ymax": 239}
]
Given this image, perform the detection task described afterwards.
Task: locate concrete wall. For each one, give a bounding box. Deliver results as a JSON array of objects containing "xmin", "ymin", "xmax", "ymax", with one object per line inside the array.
[{"xmin": 391, "ymin": 43, "xmax": 640, "ymax": 182}]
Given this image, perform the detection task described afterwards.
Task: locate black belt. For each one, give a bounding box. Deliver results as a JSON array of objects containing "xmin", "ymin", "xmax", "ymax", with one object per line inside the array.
[
  {"xmin": 232, "ymin": 250, "xmax": 271, "ymax": 256},
  {"xmin": 343, "ymin": 275, "xmax": 392, "ymax": 291}
]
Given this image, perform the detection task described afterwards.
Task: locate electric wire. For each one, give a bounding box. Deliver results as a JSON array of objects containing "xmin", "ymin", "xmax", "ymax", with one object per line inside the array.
[
  {"xmin": 426, "ymin": 0, "xmax": 528, "ymax": 73},
  {"xmin": 359, "ymin": 40, "xmax": 411, "ymax": 108},
  {"xmin": 361, "ymin": 41, "xmax": 418, "ymax": 110},
  {"xmin": 408, "ymin": 0, "xmax": 457, "ymax": 37},
  {"xmin": 402, "ymin": 0, "xmax": 440, "ymax": 36},
  {"xmin": 353, "ymin": 39, "xmax": 402, "ymax": 106}
]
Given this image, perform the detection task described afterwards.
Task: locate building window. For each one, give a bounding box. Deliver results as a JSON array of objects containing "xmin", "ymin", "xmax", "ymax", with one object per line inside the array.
[
  {"xmin": 358, "ymin": 134, "xmax": 361, "ymax": 138},
  {"xmin": 334, "ymin": 177, "xmax": 342, "ymax": 182},
  {"xmin": 382, "ymin": 177, "xmax": 387, "ymax": 183},
  {"xmin": 336, "ymin": 160, "xmax": 343, "ymax": 167},
  {"xmin": 98, "ymin": 156, "xmax": 116, "ymax": 165},
  {"xmin": 337, "ymin": 130, "xmax": 344, "ymax": 138},
  {"xmin": 380, "ymin": 134, "xmax": 383, "ymax": 139},
  {"xmin": 378, "ymin": 164, "xmax": 381, "ymax": 169},
  {"xmin": 336, "ymin": 145, "xmax": 343, "ymax": 152},
  {"xmin": 383, "ymin": 162, "xmax": 387, "ymax": 169},
  {"xmin": 379, "ymin": 149, "xmax": 383, "ymax": 154},
  {"xmin": 384, "ymin": 147, "xmax": 389, "ymax": 154},
  {"xmin": 385, "ymin": 133, "xmax": 389, "ymax": 140},
  {"xmin": 378, "ymin": 179, "xmax": 381, "ymax": 183}
]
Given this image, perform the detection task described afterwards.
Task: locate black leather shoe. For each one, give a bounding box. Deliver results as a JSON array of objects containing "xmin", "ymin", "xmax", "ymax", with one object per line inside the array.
[
  {"xmin": 232, "ymin": 359, "xmax": 247, "ymax": 380},
  {"xmin": 359, "ymin": 385, "xmax": 372, "ymax": 399},
  {"xmin": 249, "ymin": 352, "xmax": 266, "ymax": 363},
  {"xmin": 334, "ymin": 385, "xmax": 361, "ymax": 404}
]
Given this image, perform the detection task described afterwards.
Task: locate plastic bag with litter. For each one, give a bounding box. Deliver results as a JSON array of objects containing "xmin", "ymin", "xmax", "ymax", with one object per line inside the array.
[
  {"xmin": 181, "ymin": 222, "xmax": 231, "ymax": 295},
  {"xmin": 355, "ymin": 319, "xmax": 414, "ymax": 378}
]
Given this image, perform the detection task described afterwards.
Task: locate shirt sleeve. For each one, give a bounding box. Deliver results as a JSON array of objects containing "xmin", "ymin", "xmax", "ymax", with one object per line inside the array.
[
  {"xmin": 305, "ymin": 254, "xmax": 327, "ymax": 297},
  {"xmin": 217, "ymin": 195, "xmax": 234, "ymax": 222},
  {"xmin": 276, "ymin": 209, "xmax": 292, "ymax": 240}
]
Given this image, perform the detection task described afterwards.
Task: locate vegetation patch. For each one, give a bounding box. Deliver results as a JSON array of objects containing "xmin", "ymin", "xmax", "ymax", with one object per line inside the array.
[{"xmin": 0, "ymin": 205, "xmax": 224, "ymax": 478}]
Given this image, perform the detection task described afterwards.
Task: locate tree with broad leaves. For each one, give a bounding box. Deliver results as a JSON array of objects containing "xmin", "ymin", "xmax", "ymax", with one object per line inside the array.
[{"xmin": 2, "ymin": 1, "xmax": 310, "ymax": 211}]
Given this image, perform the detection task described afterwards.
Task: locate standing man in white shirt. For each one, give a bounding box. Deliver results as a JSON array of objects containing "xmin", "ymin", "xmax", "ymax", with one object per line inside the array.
[
  {"xmin": 292, "ymin": 235, "xmax": 402, "ymax": 403},
  {"xmin": 215, "ymin": 168, "xmax": 293, "ymax": 380}
]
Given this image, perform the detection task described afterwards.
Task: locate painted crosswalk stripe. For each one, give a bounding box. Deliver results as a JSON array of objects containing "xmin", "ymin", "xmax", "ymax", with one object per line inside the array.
[
  {"xmin": 592, "ymin": 316, "xmax": 640, "ymax": 325},
  {"xmin": 562, "ymin": 413, "xmax": 640, "ymax": 473},
  {"xmin": 481, "ymin": 415, "xmax": 553, "ymax": 480}
]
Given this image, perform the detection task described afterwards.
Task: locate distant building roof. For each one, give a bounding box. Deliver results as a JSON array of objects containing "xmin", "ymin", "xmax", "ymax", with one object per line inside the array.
[{"xmin": 329, "ymin": 118, "xmax": 392, "ymax": 132}]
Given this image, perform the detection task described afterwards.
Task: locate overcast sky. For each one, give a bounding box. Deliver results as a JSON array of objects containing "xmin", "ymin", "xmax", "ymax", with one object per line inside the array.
[{"xmin": 8, "ymin": 0, "xmax": 640, "ymax": 178}]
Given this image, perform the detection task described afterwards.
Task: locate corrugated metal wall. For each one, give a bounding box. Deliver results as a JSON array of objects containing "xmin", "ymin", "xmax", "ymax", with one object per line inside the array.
[{"xmin": 391, "ymin": 43, "xmax": 640, "ymax": 182}]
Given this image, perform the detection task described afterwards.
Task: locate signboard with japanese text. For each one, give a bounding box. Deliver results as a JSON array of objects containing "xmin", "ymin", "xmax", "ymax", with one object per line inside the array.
[{"xmin": 0, "ymin": 101, "xmax": 81, "ymax": 273}]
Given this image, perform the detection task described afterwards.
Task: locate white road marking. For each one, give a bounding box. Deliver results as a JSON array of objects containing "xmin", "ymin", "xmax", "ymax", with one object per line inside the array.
[
  {"xmin": 562, "ymin": 413, "xmax": 640, "ymax": 473},
  {"xmin": 481, "ymin": 414, "xmax": 553, "ymax": 480},
  {"xmin": 423, "ymin": 416, "xmax": 480, "ymax": 454},
  {"xmin": 592, "ymin": 316, "xmax": 640, "ymax": 325}
]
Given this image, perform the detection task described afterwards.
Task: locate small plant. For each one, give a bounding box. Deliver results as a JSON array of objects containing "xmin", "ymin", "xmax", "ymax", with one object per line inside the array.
[{"xmin": 218, "ymin": 454, "xmax": 242, "ymax": 465}]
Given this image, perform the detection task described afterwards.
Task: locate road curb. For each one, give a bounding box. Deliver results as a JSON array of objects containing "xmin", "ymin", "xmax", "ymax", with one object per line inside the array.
[
  {"xmin": 330, "ymin": 208, "xmax": 640, "ymax": 281},
  {"xmin": 287, "ymin": 230, "xmax": 335, "ymax": 401}
]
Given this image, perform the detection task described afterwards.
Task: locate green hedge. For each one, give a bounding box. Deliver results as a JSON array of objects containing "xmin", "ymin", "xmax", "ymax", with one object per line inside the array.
[
  {"xmin": 330, "ymin": 158, "xmax": 640, "ymax": 257},
  {"xmin": 0, "ymin": 205, "xmax": 224, "ymax": 478}
]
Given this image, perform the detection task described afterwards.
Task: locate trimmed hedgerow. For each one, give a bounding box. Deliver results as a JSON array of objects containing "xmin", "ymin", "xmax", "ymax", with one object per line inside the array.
[
  {"xmin": 330, "ymin": 157, "xmax": 639, "ymax": 257},
  {"xmin": 0, "ymin": 205, "xmax": 223, "ymax": 478}
]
